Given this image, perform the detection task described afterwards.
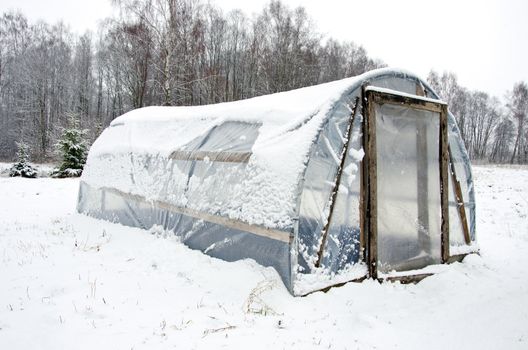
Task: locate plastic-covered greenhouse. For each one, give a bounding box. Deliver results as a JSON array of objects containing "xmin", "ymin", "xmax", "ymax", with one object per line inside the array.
[{"xmin": 78, "ymin": 68, "xmax": 477, "ymax": 295}]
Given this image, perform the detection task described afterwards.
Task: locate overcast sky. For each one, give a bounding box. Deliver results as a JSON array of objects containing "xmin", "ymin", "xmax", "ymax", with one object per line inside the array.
[{"xmin": 2, "ymin": 0, "xmax": 527, "ymax": 98}]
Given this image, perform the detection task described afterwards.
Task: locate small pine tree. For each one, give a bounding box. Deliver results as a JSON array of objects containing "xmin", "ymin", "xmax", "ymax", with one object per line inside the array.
[
  {"xmin": 52, "ymin": 120, "xmax": 88, "ymax": 178},
  {"xmin": 9, "ymin": 142, "xmax": 38, "ymax": 178}
]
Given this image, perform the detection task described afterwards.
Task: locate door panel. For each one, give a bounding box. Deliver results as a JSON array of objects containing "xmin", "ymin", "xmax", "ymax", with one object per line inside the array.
[
  {"xmin": 364, "ymin": 87, "xmax": 449, "ymax": 278},
  {"xmin": 375, "ymin": 103, "xmax": 442, "ymax": 273}
]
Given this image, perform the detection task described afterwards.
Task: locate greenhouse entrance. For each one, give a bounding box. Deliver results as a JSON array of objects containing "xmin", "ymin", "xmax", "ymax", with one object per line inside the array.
[{"xmin": 364, "ymin": 87, "xmax": 449, "ymax": 279}]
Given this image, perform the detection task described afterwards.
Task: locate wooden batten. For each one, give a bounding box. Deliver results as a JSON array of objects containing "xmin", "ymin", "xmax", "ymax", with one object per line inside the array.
[
  {"xmin": 100, "ymin": 187, "xmax": 291, "ymax": 243},
  {"xmin": 416, "ymin": 81, "xmax": 426, "ymax": 97},
  {"xmin": 440, "ymin": 104, "xmax": 450, "ymax": 263},
  {"xmin": 169, "ymin": 150, "xmax": 252, "ymax": 163},
  {"xmin": 383, "ymin": 273, "xmax": 434, "ymax": 284},
  {"xmin": 365, "ymin": 88, "xmax": 379, "ymax": 279},
  {"xmin": 448, "ymin": 146, "xmax": 472, "ymax": 244},
  {"xmin": 360, "ymin": 88, "xmax": 368, "ymax": 264}
]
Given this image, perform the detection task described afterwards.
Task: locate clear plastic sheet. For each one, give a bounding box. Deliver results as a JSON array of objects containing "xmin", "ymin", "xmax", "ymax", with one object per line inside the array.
[
  {"xmin": 78, "ymin": 120, "xmax": 294, "ymax": 290},
  {"xmin": 374, "ymin": 104, "xmax": 442, "ymax": 273},
  {"xmin": 447, "ymin": 120, "xmax": 476, "ymax": 241},
  {"xmin": 318, "ymin": 108, "xmax": 363, "ymax": 272},
  {"xmin": 296, "ymin": 94, "xmax": 354, "ymax": 273}
]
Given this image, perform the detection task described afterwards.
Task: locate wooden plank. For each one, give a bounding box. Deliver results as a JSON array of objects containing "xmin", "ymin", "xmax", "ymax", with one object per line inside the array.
[
  {"xmin": 315, "ymin": 97, "xmax": 360, "ymax": 267},
  {"xmin": 169, "ymin": 150, "xmax": 252, "ymax": 163},
  {"xmin": 440, "ymin": 105, "xmax": 450, "ymax": 263},
  {"xmin": 298, "ymin": 275, "xmax": 368, "ymax": 296},
  {"xmin": 366, "ymin": 89, "xmax": 378, "ymax": 279},
  {"xmin": 370, "ymin": 91, "xmax": 445, "ymax": 114},
  {"xmin": 100, "ymin": 187, "xmax": 292, "ymax": 243},
  {"xmin": 415, "ymin": 81, "xmax": 426, "ymax": 97},
  {"xmin": 384, "ymin": 273, "xmax": 434, "ymax": 284},
  {"xmin": 448, "ymin": 146, "xmax": 472, "ymax": 244},
  {"xmin": 360, "ymin": 89, "xmax": 368, "ymax": 263},
  {"xmin": 447, "ymin": 252, "xmax": 478, "ymax": 263}
]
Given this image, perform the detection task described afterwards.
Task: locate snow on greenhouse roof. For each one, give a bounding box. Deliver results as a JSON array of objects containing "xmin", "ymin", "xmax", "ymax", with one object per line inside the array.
[
  {"xmin": 94, "ymin": 78, "xmax": 357, "ymax": 157},
  {"xmin": 90, "ymin": 68, "xmax": 422, "ymax": 158}
]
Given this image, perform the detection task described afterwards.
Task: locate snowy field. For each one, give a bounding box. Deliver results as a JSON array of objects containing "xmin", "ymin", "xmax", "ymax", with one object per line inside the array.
[{"xmin": 0, "ymin": 165, "xmax": 527, "ymax": 349}]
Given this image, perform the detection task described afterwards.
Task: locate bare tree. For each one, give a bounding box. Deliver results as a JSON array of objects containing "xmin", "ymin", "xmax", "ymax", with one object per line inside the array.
[
  {"xmin": 490, "ymin": 118, "xmax": 515, "ymax": 163},
  {"xmin": 508, "ymin": 82, "xmax": 528, "ymax": 164}
]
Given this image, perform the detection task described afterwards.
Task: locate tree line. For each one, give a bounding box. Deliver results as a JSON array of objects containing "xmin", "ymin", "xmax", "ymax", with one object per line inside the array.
[
  {"xmin": 0, "ymin": 0, "xmax": 526, "ymax": 164},
  {"xmin": 0, "ymin": 0, "xmax": 383, "ymax": 161},
  {"xmin": 427, "ymin": 71, "xmax": 528, "ymax": 164}
]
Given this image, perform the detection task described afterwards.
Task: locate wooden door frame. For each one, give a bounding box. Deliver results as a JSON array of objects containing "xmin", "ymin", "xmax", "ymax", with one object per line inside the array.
[{"xmin": 362, "ymin": 86, "xmax": 449, "ymax": 279}]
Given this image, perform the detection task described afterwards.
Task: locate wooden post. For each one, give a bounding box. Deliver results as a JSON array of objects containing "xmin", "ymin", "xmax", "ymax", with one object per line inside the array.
[
  {"xmin": 448, "ymin": 146, "xmax": 472, "ymax": 244},
  {"xmin": 440, "ymin": 105, "xmax": 450, "ymax": 263},
  {"xmin": 360, "ymin": 88, "xmax": 368, "ymax": 264},
  {"xmin": 366, "ymin": 90, "xmax": 378, "ymax": 279}
]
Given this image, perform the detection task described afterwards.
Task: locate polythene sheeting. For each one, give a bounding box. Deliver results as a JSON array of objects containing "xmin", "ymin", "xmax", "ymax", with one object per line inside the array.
[
  {"xmin": 295, "ymin": 93, "xmax": 355, "ymax": 273},
  {"xmin": 295, "ymin": 75, "xmax": 436, "ymax": 280},
  {"xmin": 375, "ymin": 103, "xmax": 442, "ymax": 273},
  {"xmin": 77, "ymin": 180, "xmax": 293, "ymax": 290},
  {"xmin": 294, "ymin": 73, "xmax": 476, "ymax": 291},
  {"xmin": 78, "ymin": 118, "xmax": 296, "ymax": 289}
]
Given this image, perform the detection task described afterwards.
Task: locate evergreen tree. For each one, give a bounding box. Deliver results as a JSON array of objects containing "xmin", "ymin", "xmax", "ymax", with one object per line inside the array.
[
  {"xmin": 51, "ymin": 119, "xmax": 88, "ymax": 178},
  {"xmin": 9, "ymin": 142, "xmax": 38, "ymax": 178}
]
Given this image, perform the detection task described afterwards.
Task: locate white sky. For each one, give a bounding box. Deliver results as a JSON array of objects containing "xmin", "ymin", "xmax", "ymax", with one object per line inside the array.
[{"xmin": 2, "ymin": 0, "xmax": 527, "ymax": 98}]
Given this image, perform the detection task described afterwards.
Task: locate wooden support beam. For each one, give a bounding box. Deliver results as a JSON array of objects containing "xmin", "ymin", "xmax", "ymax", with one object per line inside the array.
[
  {"xmin": 99, "ymin": 186, "xmax": 292, "ymax": 243},
  {"xmin": 169, "ymin": 150, "xmax": 252, "ymax": 163},
  {"xmin": 365, "ymin": 89, "xmax": 378, "ymax": 279},
  {"xmin": 440, "ymin": 105, "xmax": 450, "ymax": 263},
  {"xmin": 383, "ymin": 273, "xmax": 434, "ymax": 284},
  {"xmin": 448, "ymin": 146, "xmax": 472, "ymax": 244}
]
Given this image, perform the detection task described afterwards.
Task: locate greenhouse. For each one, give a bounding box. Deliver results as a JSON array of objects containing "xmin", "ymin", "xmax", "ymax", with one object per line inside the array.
[{"xmin": 77, "ymin": 68, "xmax": 477, "ymax": 295}]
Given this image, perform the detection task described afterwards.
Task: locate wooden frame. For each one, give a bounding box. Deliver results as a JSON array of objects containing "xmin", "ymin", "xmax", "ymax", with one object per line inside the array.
[{"xmin": 364, "ymin": 87, "xmax": 449, "ymax": 279}]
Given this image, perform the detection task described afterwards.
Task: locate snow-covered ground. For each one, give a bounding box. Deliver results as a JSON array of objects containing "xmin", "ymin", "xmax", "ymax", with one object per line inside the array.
[{"xmin": 0, "ymin": 165, "xmax": 527, "ymax": 349}]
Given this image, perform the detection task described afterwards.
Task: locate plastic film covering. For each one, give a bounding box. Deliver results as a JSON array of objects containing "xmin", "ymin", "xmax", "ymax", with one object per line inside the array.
[
  {"xmin": 78, "ymin": 119, "xmax": 296, "ymax": 290},
  {"xmin": 368, "ymin": 77, "xmax": 417, "ymax": 96},
  {"xmin": 375, "ymin": 103, "xmax": 442, "ymax": 273},
  {"xmin": 447, "ymin": 119, "xmax": 476, "ymax": 243},
  {"xmin": 293, "ymin": 73, "xmax": 461, "ymax": 292},
  {"xmin": 420, "ymin": 82, "xmax": 476, "ymax": 245},
  {"xmin": 78, "ymin": 181, "xmax": 292, "ymax": 288},
  {"xmin": 296, "ymin": 93, "xmax": 357, "ymax": 275},
  {"xmin": 318, "ymin": 107, "xmax": 363, "ymax": 271},
  {"xmin": 294, "ymin": 75, "xmax": 435, "ymax": 281}
]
